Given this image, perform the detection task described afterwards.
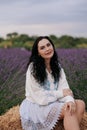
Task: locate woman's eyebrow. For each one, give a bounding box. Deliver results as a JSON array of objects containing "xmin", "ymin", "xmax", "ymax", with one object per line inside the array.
[
  {"xmin": 39, "ymin": 44, "xmax": 45, "ymax": 48},
  {"xmin": 39, "ymin": 42, "xmax": 50, "ymax": 48}
]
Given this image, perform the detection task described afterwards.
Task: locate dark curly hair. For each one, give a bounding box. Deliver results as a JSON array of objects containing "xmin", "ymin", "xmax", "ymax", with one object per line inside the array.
[{"xmin": 27, "ymin": 36, "xmax": 61, "ymax": 85}]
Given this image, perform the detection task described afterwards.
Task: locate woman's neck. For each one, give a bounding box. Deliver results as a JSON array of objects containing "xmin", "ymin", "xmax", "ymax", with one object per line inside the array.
[{"xmin": 45, "ymin": 59, "xmax": 51, "ymax": 73}]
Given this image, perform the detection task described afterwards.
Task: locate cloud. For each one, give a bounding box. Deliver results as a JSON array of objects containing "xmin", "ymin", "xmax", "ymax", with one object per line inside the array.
[
  {"xmin": 0, "ymin": 0, "xmax": 87, "ymax": 37},
  {"xmin": 0, "ymin": 0, "xmax": 87, "ymax": 24}
]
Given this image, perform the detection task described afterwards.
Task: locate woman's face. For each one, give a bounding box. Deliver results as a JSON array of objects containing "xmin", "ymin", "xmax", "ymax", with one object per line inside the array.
[{"xmin": 38, "ymin": 38, "xmax": 54, "ymax": 60}]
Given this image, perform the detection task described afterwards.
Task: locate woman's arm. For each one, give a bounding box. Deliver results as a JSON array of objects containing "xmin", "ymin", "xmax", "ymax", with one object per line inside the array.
[
  {"xmin": 58, "ymin": 68, "xmax": 70, "ymax": 90},
  {"xmin": 58, "ymin": 68, "xmax": 75, "ymax": 103}
]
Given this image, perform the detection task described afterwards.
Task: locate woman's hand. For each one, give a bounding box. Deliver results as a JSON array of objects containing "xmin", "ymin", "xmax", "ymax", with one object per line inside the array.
[
  {"xmin": 63, "ymin": 89, "xmax": 73, "ymax": 97},
  {"xmin": 65, "ymin": 101, "xmax": 76, "ymax": 115}
]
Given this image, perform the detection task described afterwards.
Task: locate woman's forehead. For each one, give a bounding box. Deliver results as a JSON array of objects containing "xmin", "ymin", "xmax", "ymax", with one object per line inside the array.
[{"xmin": 38, "ymin": 39, "xmax": 50, "ymax": 47}]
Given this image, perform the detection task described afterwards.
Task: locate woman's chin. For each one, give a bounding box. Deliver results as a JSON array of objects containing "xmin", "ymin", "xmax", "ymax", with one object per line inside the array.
[{"xmin": 44, "ymin": 55, "xmax": 53, "ymax": 60}]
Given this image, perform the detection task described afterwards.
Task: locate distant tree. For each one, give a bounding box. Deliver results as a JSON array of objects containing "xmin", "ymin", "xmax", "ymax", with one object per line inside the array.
[
  {"xmin": 11, "ymin": 34, "xmax": 30, "ymax": 47},
  {"xmin": 30, "ymin": 35, "xmax": 38, "ymax": 41},
  {"xmin": 49, "ymin": 35, "xmax": 58, "ymax": 42},
  {"xmin": 49, "ymin": 34, "xmax": 58, "ymax": 39},
  {"xmin": 6, "ymin": 32, "xmax": 18, "ymax": 39},
  {"xmin": 79, "ymin": 37, "xmax": 87, "ymax": 44},
  {"xmin": 0, "ymin": 37, "xmax": 4, "ymax": 43},
  {"xmin": 6, "ymin": 33, "xmax": 14, "ymax": 45},
  {"xmin": 18, "ymin": 34, "xmax": 29, "ymax": 43},
  {"xmin": 59, "ymin": 35, "xmax": 74, "ymax": 48},
  {"xmin": 12, "ymin": 32, "xmax": 18, "ymax": 38},
  {"xmin": 7, "ymin": 33, "xmax": 13, "ymax": 39}
]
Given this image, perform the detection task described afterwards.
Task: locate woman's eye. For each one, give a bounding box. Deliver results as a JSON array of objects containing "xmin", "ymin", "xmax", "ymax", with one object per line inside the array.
[
  {"xmin": 47, "ymin": 43, "xmax": 51, "ymax": 47},
  {"xmin": 40, "ymin": 46, "xmax": 45, "ymax": 50}
]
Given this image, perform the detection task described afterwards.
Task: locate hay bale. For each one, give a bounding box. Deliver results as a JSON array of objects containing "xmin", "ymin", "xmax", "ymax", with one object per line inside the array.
[
  {"xmin": 0, "ymin": 106, "xmax": 87, "ymax": 130},
  {"xmin": 0, "ymin": 106, "xmax": 22, "ymax": 130}
]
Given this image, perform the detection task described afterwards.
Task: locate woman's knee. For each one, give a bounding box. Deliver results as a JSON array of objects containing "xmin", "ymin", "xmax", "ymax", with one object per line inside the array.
[
  {"xmin": 59, "ymin": 104, "xmax": 71, "ymax": 119},
  {"xmin": 59, "ymin": 100, "xmax": 85, "ymax": 120},
  {"xmin": 75, "ymin": 99, "xmax": 85, "ymax": 115}
]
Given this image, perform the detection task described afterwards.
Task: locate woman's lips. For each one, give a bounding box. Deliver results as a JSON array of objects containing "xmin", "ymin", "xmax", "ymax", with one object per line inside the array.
[{"xmin": 45, "ymin": 51, "xmax": 52, "ymax": 55}]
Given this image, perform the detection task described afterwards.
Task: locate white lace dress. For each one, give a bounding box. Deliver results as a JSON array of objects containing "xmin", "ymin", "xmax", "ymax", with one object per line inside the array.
[{"xmin": 20, "ymin": 64, "xmax": 74, "ymax": 130}]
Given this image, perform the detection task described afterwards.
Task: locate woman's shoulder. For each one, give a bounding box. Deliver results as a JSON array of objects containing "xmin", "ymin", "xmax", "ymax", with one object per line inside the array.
[
  {"xmin": 58, "ymin": 63, "xmax": 62, "ymax": 69},
  {"xmin": 58, "ymin": 63, "xmax": 65, "ymax": 75},
  {"xmin": 27, "ymin": 62, "xmax": 34, "ymax": 73},
  {"xmin": 28, "ymin": 62, "xmax": 33, "ymax": 68}
]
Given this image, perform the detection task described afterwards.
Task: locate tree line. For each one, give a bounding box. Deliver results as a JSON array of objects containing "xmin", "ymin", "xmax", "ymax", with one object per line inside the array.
[{"xmin": 0, "ymin": 32, "xmax": 87, "ymax": 49}]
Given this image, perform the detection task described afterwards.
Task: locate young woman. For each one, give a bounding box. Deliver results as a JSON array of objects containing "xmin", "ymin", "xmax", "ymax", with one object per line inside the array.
[{"xmin": 20, "ymin": 36, "xmax": 85, "ymax": 130}]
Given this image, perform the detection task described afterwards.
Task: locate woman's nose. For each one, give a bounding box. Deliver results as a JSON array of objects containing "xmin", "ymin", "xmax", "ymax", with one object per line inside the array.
[{"xmin": 45, "ymin": 46, "xmax": 49, "ymax": 51}]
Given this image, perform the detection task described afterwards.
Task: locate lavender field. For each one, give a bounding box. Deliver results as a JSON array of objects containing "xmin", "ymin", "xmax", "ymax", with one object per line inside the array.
[{"xmin": 0, "ymin": 48, "xmax": 87, "ymax": 115}]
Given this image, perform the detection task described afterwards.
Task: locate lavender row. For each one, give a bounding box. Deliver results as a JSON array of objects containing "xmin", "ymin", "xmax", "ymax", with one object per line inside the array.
[
  {"xmin": 57, "ymin": 48, "xmax": 87, "ymax": 102},
  {"xmin": 0, "ymin": 48, "xmax": 87, "ymax": 89}
]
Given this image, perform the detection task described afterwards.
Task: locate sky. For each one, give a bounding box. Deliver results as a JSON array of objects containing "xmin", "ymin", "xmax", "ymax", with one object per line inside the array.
[{"xmin": 0, "ymin": 0, "xmax": 87, "ymax": 38}]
